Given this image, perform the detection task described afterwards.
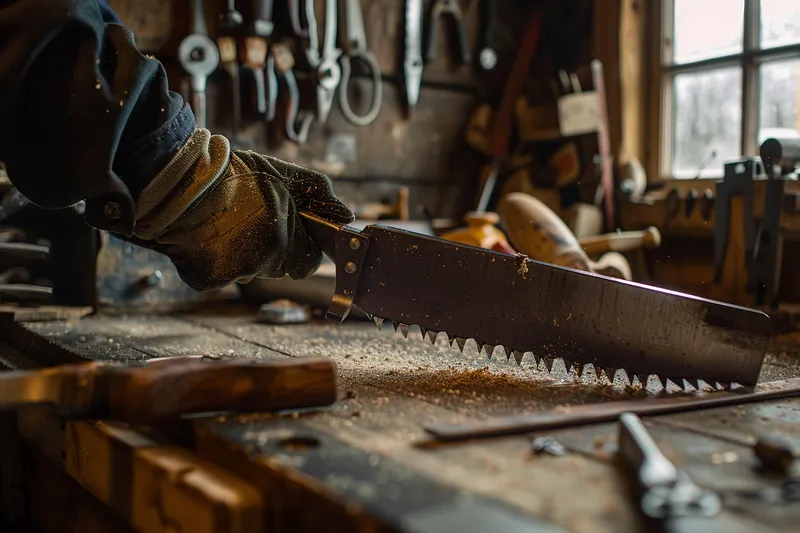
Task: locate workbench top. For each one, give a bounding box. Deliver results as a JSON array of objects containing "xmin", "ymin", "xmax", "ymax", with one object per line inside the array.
[{"xmin": 3, "ymin": 307, "xmax": 800, "ymax": 533}]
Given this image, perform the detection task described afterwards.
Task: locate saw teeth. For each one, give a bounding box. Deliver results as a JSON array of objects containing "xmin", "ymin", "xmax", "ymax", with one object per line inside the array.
[
  {"xmin": 503, "ymin": 346, "xmax": 512, "ymax": 360},
  {"xmin": 419, "ymin": 327, "xmax": 427, "ymax": 340},
  {"xmin": 427, "ymin": 330, "xmax": 438, "ymax": 345},
  {"xmin": 665, "ymin": 377, "xmax": 683, "ymax": 389},
  {"xmin": 572, "ymin": 362, "xmax": 583, "ymax": 377},
  {"xmin": 392, "ymin": 320, "xmax": 399, "ymax": 332},
  {"xmin": 475, "ymin": 341, "xmax": 484, "ymax": 355},
  {"xmin": 455, "ymin": 337, "xmax": 467, "ymax": 352},
  {"xmin": 373, "ymin": 317, "xmax": 384, "ymax": 330},
  {"xmin": 543, "ymin": 357, "xmax": 555, "ymax": 373},
  {"xmin": 513, "ymin": 350, "xmax": 524, "ymax": 365},
  {"xmin": 603, "ymin": 368, "xmax": 616, "ymax": 382},
  {"xmin": 399, "ymin": 323, "xmax": 410, "ymax": 338},
  {"xmin": 447, "ymin": 333, "xmax": 455, "ymax": 347},
  {"xmin": 636, "ymin": 374, "xmax": 649, "ymax": 387},
  {"xmin": 715, "ymin": 381, "xmax": 726, "ymax": 390},
  {"xmin": 684, "ymin": 378, "xmax": 700, "ymax": 390},
  {"xmin": 483, "ymin": 344, "xmax": 496, "ymax": 358},
  {"xmin": 594, "ymin": 366, "xmax": 604, "ymax": 380}
]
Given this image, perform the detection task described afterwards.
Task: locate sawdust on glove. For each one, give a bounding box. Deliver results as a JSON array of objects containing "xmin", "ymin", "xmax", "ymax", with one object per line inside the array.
[{"xmin": 131, "ymin": 128, "xmax": 353, "ymax": 290}]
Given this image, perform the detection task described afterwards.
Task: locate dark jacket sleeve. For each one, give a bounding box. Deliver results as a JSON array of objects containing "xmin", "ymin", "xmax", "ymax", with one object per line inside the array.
[{"xmin": 0, "ymin": 0, "xmax": 196, "ymax": 234}]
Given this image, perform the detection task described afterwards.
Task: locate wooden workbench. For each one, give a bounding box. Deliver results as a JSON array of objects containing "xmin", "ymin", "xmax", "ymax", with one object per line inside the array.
[{"xmin": 2, "ymin": 307, "xmax": 800, "ymax": 533}]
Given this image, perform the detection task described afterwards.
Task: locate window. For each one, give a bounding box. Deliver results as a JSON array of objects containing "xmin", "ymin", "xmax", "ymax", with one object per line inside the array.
[{"xmin": 657, "ymin": 0, "xmax": 800, "ymax": 178}]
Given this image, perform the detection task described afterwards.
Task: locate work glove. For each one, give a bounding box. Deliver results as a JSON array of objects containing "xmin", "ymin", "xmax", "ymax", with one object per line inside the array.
[{"xmin": 130, "ymin": 129, "xmax": 354, "ymax": 291}]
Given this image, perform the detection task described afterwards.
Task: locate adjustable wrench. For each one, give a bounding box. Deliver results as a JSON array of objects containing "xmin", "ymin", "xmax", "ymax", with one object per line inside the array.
[
  {"xmin": 178, "ymin": 0, "xmax": 220, "ymax": 129},
  {"xmin": 404, "ymin": 0, "xmax": 423, "ymax": 110},
  {"xmin": 314, "ymin": 0, "xmax": 342, "ymax": 124},
  {"xmin": 618, "ymin": 413, "xmax": 721, "ymax": 521}
]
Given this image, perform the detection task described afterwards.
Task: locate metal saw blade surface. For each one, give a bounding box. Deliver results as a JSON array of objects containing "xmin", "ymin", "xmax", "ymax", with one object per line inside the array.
[{"xmin": 352, "ymin": 225, "xmax": 770, "ymax": 386}]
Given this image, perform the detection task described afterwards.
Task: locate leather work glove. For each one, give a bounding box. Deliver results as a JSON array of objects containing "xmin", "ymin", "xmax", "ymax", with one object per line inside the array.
[{"xmin": 130, "ymin": 129, "xmax": 354, "ymax": 291}]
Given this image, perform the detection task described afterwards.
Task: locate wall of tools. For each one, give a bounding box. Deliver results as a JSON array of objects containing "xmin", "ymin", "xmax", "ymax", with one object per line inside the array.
[{"xmin": 109, "ymin": 0, "xmax": 597, "ymax": 220}]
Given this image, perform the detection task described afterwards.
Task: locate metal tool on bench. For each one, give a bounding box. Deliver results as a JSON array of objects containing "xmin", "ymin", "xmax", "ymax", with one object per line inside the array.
[
  {"xmin": 270, "ymin": 42, "xmax": 314, "ymax": 143},
  {"xmin": 178, "ymin": 0, "xmax": 220, "ymax": 129},
  {"xmin": 338, "ymin": 0, "xmax": 383, "ymax": 126},
  {"xmin": 618, "ymin": 413, "xmax": 721, "ymax": 520},
  {"xmin": 425, "ymin": 0, "xmax": 470, "ymax": 65},
  {"xmin": 425, "ymin": 376, "xmax": 800, "ymax": 441},
  {"xmin": 403, "ymin": 0, "xmax": 424, "ymax": 110},
  {"xmin": 300, "ymin": 210, "xmax": 770, "ymax": 390},
  {"xmin": 0, "ymin": 356, "xmax": 337, "ymax": 425}
]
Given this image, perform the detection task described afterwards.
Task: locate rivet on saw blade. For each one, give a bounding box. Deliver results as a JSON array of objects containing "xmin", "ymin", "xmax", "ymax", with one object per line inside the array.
[
  {"xmin": 427, "ymin": 330, "xmax": 438, "ymax": 345},
  {"xmin": 400, "ymin": 323, "xmax": 410, "ymax": 338},
  {"xmin": 455, "ymin": 337, "xmax": 467, "ymax": 352},
  {"xmin": 373, "ymin": 317, "xmax": 384, "ymax": 330},
  {"xmin": 419, "ymin": 327, "xmax": 427, "ymax": 340},
  {"xmin": 513, "ymin": 351, "xmax": 524, "ymax": 365}
]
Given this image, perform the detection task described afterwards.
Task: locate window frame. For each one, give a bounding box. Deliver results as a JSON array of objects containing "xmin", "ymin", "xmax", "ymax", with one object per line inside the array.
[{"xmin": 649, "ymin": 0, "xmax": 800, "ymax": 180}]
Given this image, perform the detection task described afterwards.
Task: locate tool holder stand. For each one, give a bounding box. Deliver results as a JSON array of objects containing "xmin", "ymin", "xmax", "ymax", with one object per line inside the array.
[{"xmin": 713, "ymin": 140, "xmax": 797, "ymax": 310}]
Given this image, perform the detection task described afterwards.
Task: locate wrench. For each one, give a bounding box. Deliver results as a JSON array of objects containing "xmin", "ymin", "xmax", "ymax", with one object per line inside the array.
[
  {"xmin": 289, "ymin": 0, "xmax": 309, "ymax": 37},
  {"xmin": 339, "ymin": 0, "xmax": 382, "ymax": 126},
  {"xmin": 618, "ymin": 413, "xmax": 721, "ymax": 520},
  {"xmin": 178, "ymin": 0, "xmax": 220, "ymax": 129},
  {"xmin": 314, "ymin": 0, "xmax": 342, "ymax": 124},
  {"xmin": 303, "ymin": 0, "xmax": 321, "ymax": 67}
]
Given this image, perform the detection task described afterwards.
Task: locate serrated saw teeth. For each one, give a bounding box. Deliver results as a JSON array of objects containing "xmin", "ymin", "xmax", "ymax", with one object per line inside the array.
[{"xmin": 371, "ymin": 321, "xmax": 735, "ymax": 388}]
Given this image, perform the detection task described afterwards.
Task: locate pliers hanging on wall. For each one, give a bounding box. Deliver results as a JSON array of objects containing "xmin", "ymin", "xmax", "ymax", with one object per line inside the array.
[{"xmin": 425, "ymin": 0, "xmax": 470, "ymax": 65}]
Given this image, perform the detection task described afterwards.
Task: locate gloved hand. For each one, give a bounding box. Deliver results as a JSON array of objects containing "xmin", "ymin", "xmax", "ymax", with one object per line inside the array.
[{"xmin": 129, "ymin": 129, "xmax": 354, "ymax": 291}]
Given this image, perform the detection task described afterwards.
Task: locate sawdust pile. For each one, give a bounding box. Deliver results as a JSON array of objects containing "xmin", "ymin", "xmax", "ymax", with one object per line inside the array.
[{"xmin": 374, "ymin": 364, "xmax": 560, "ymax": 397}]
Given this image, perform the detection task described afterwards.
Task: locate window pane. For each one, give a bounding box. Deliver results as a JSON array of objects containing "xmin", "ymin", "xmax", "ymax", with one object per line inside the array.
[
  {"xmin": 759, "ymin": 59, "xmax": 800, "ymax": 147},
  {"xmin": 761, "ymin": 0, "xmax": 800, "ymax": 49},
  {"xmin": 672, "ymin": 67, "xmax": 742, "ymax": 178},
  {"xmin": 673, "ymin": 0, "xmax": 744, "ymax": 64}
]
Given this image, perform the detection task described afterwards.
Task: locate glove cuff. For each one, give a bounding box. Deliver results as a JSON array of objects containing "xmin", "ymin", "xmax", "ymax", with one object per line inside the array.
[{"xmin": 133, "ymin": 128, "xmax": 230, "ymax": 240}]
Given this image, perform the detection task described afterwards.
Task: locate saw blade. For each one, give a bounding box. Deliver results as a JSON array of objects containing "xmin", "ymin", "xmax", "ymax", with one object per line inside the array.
[{"xmin": 345, "ymin": 225, "xmax": 769, "ymax": 387}]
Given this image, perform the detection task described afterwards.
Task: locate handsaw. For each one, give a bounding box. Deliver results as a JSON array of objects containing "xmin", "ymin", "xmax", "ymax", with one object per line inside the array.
[
  {"xmin": 0, "ymin": 356, "xmax": 337, "ymax": 424},
  {"xmin": 301, "ymin": 213, "xmax": 770, "ymax": 388}
]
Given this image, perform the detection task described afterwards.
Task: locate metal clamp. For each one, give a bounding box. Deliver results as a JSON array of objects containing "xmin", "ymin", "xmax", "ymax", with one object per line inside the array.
[{"xmin": 328, "ymin": 228, "xmax": 369, "ymax": 321}]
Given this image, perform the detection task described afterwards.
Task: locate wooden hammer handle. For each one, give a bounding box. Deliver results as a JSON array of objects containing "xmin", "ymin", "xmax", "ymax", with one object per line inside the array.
[
  {"xmin": 579, "ymin": 227, "xmax": 661, "ymax": 257},
  {"xmin": 91, "ymin": 357, "xmax": 337, "ymax": 424}
]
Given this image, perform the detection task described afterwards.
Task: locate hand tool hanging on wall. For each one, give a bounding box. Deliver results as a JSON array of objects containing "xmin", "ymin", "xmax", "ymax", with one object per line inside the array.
[
  {"xmin": 288, "ymin": 0, "xmax": 309, "ymax": 37},
  {"xmin": 425, "ymin": 0, "xmax": 470, "ymax": 65},
  {"xmin": 476, "ymin": 0, "xmax": 499, "ymax": 72},
  {"xmin": 314, "ymin": 0, "xmax": 342, "ymax": 124},
  {"xmin": 217, "ymin": 1, "xmax": 244, "ymax": 138},
  {"xmin": 590, "ymin": 60, "xmax": 615, "ymax": 230},
  {"xmin": 475, "ymin": 8, "xmax": 542, "ymax": 212},
  {"xmin": 270, "ymin": 42, "xmax": 314, "ymax": 143},
  {"xmin": 239, "ymin": 0, "xmax": 275, "ymax": 116},
  {"xmin": 338, "ymin": 0, "xmax": 382, "ymax": 126},
  {"xmin": 178, "ymin": 0, "xmax": 220, "ymax": 129},
  {"xmin": 424, "ymin": 376, "xmax": 800, "ymax": 441},
  {"xmin": 300, "ymin": 210, "xmax": 769, "ymax": 392},
  {"xmin": 0, "ymin": 356, "xmax": 337, "ymax": 425},
  {"xmin": 403, "ymin": 0, "xmax": 424, "ymax": 111},
  {"xmin": 617, "ymin": 413, "xmax": 721, "ymax": 521}
]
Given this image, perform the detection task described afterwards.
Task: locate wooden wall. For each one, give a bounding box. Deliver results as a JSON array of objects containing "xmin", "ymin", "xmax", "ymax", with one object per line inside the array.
[{"xmin": 108, "ymin": 0, "xmax": 596, "ymax": 220}]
